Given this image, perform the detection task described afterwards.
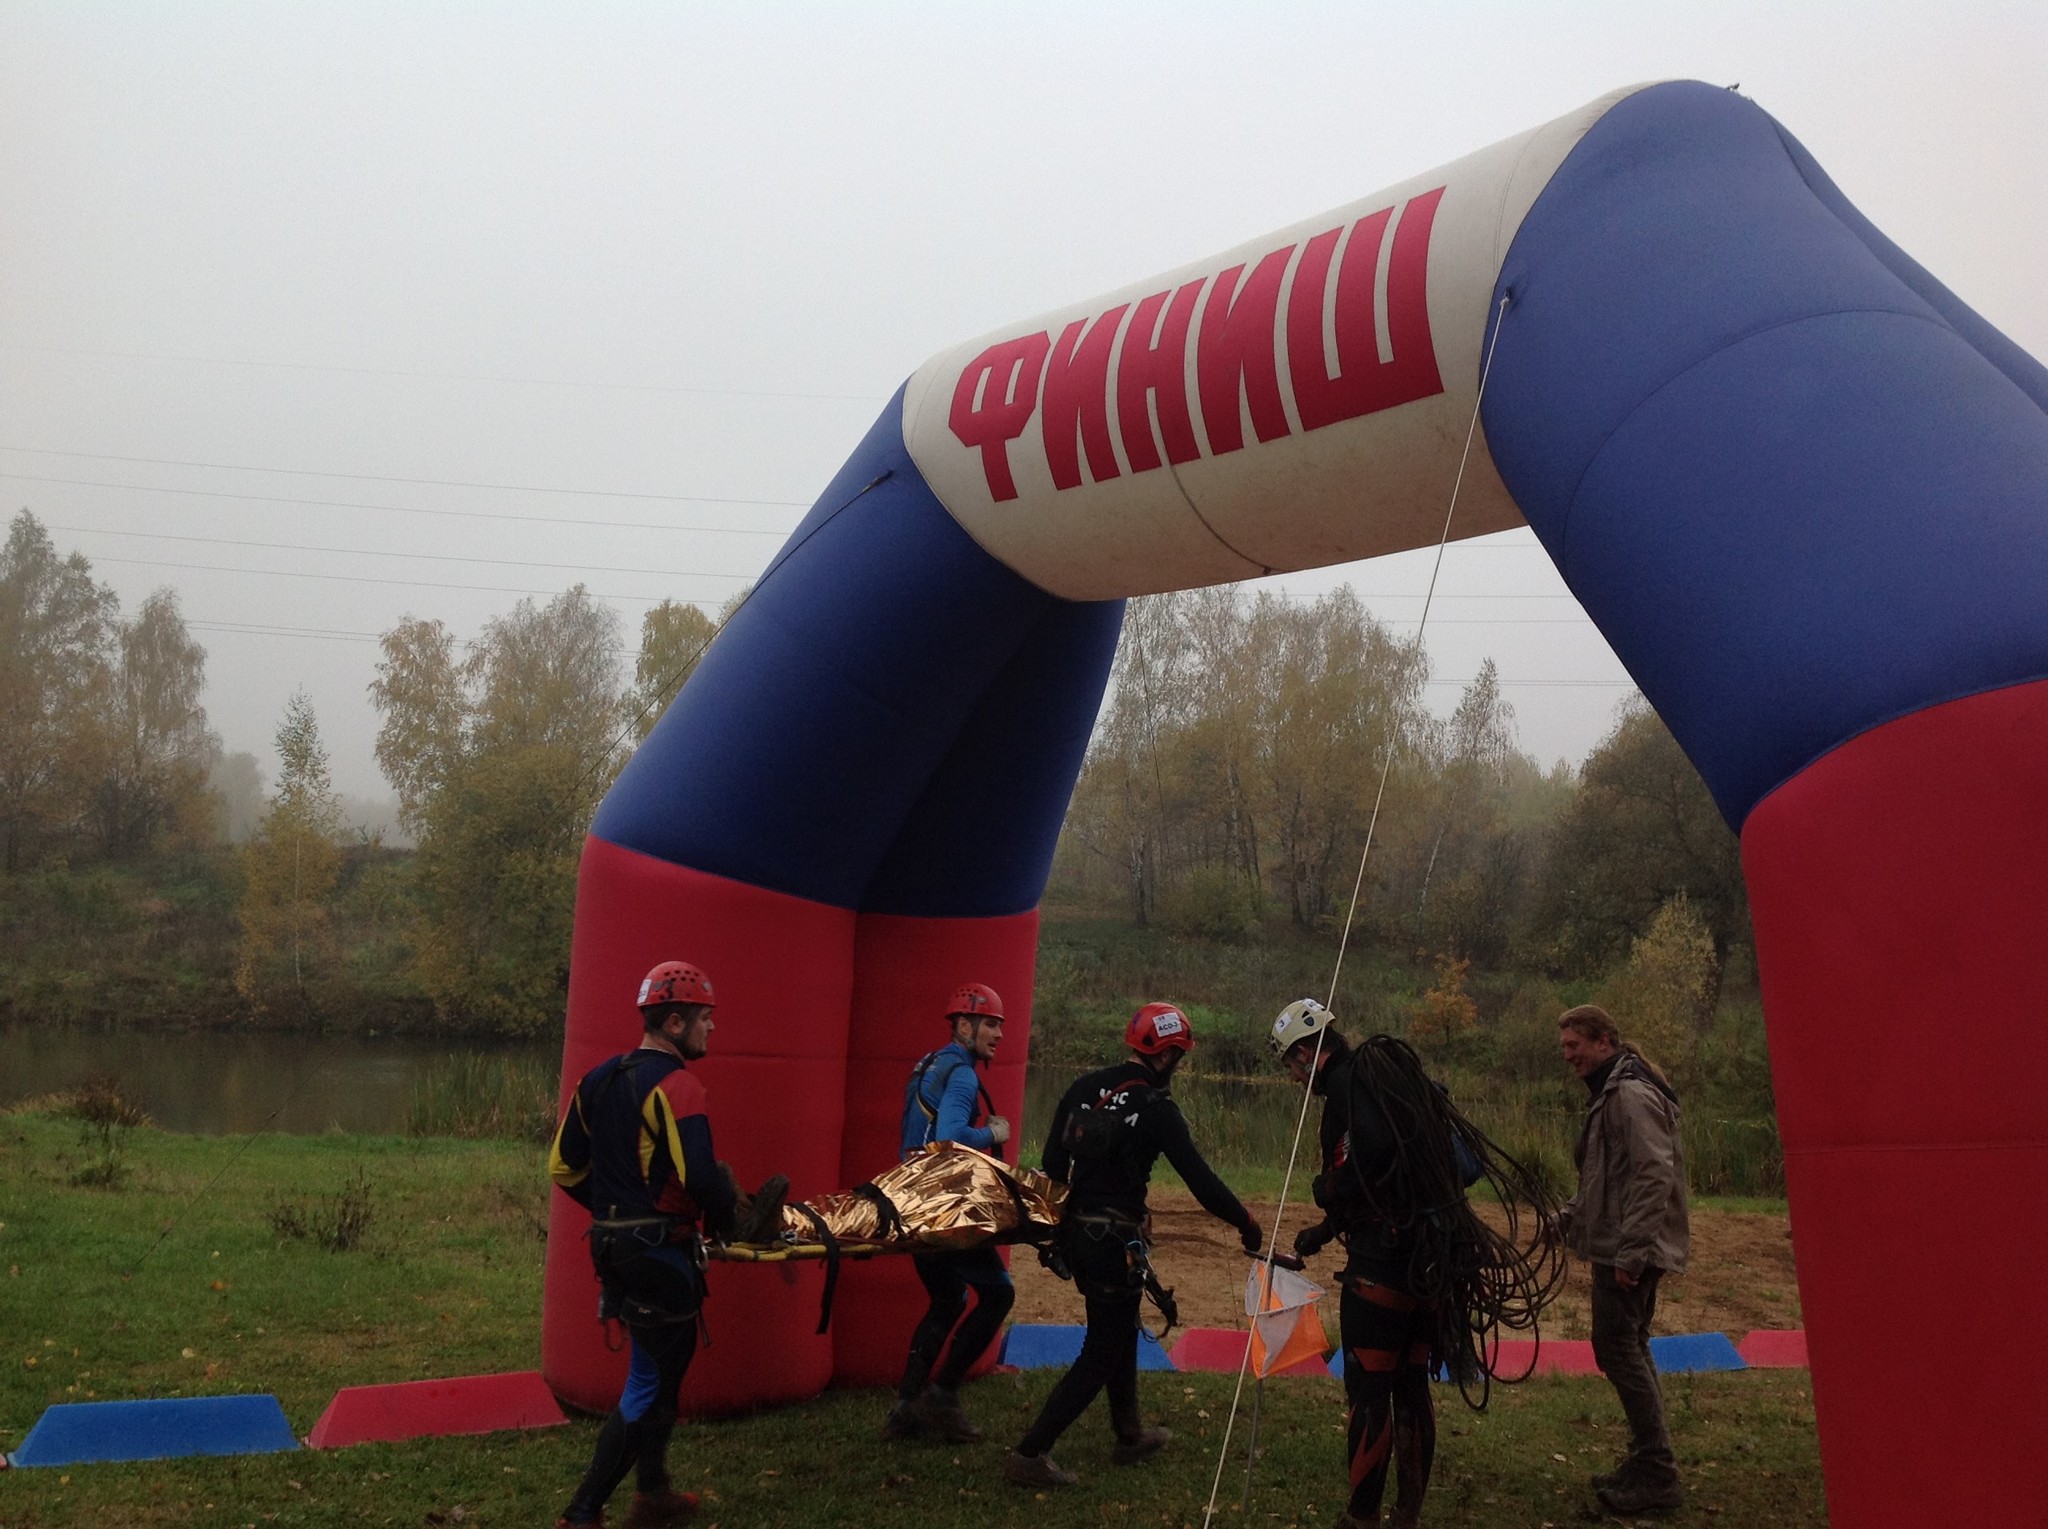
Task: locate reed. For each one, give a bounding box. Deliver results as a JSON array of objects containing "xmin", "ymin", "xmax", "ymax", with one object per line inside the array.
[{"xmin": 405, "ymin": 1050, "xmax": 557, "ymax": 1141}]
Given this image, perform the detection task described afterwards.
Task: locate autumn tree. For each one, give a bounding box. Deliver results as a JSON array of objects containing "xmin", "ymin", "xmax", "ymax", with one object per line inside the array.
[
  {"xmin": 368, "ymin": 616, "xmax": 466, "ymax": 836},
  {"xmin": 630, "ymin": 598, "xmax": 723, "ymax": 742},
  {"xmin": 85, "ymin": 589, "xmax": 219, "ymax": 856},
  {"xmin": 1592, "ymin": 893, "xmax": 1720, "ymax": 1087},
  {"xmin": 1525, "ymin": 698, "xmax": 1750, "ymax": 974},
  {"xmin": 236, "ymin": 690, "xmax": 343, "ymax": 1019},
  {"xmin": 0, "ymin": 510, "xmax": 117, "ymax": 871},
  {"xmin": 371, "ymin": 586, "xmax": 628, "ymax": 1033},
  {"xmin": 1056, "ymin": 586, "xmax": 1431, "ymax": 930}
]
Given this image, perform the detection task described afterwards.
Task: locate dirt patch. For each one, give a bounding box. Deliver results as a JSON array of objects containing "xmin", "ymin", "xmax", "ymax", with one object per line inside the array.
[{"xmin": 1010, "ymin": 1193, "xmax": 1801, "ymax": 1341}]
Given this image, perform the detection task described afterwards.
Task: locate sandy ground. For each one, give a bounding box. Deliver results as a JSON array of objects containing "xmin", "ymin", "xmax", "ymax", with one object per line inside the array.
[{"xmin": 1008, "ymin": 1193, "xmax": 1802, "ymax": 1341}]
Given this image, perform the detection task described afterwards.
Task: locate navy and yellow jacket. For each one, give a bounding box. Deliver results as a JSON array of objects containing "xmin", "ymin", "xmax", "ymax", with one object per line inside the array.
[{"xmin": 549, "ymin": 1045, "xmax": 737, "ymax": 1237}]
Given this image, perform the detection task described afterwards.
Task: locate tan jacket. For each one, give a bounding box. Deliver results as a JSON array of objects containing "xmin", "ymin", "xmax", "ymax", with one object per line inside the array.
[{"xmin": 1561, "ymin": 1050, "xmax": 1690, "ymax": 1278}]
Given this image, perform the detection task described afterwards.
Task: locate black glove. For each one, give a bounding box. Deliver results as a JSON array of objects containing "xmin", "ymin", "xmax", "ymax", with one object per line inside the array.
[
  {"xmin": 1293, "ymin": 1220, "xmax": 1336, "ymax": 1260},
  {"xmin": 1239, "ymin": 1216, "xmax": 1263, "ymax": 1255}
]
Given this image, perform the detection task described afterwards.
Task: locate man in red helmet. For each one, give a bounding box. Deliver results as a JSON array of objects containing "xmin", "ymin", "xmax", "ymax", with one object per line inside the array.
[
  {"xmin": 1004, "ymin": 1002, "xmax": 1262, "ymax": 1488},
  {"xmin": 549, "ymin": 959, "xmax": 780, "ymax": 1529},
  {"xmin": 884, "ymin": 981, "xmax": 1017, "ymax": 1443}
]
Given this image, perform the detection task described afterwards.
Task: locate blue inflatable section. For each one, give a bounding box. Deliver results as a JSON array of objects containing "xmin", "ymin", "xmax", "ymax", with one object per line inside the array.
[
  {"xmin": 11, "ymin": 1395, "xmax": 299, "ymax": 1466},
  {"xmin": 592, "ymin": 388, "xmax": 1124, "ymax": 915},
  {"xmin": 1000, "ymin": 1323, "xmax": 1176, "ymax": 1372},
  {"xmin": 1485, "ymin": 81, "xmax": 2048, "ymax": 827}
]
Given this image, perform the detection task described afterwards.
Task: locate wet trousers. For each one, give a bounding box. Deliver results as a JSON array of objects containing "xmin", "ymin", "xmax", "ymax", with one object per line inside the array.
[
  {"xmin": 1339, "ymin": 1276, "xmax": 1436, "ymax": 1525},
  {"xmin": 562, "ymin": 1243, "xmax": 702, "ymax": 1524},
  {"xmin": 1590, "ymin": 1263, "xmax": 1677, "ymax": 1484},
  {"xmin": 899, "ymin": 1247, "xmax": 1016, "ymax": 1401},
  {"xmin": 1016, "ymin": 1218, "xmax": 1147, "ymax": 1456}
]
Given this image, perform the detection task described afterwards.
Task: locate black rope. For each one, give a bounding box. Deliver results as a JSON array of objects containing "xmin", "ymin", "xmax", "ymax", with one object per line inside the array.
[{"xmin": 1340, "ymin": 1034, "xmax": 1567, "ymax": 1410}]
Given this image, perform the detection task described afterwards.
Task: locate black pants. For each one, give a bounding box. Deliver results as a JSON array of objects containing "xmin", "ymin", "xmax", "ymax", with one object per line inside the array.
[
  {"xmin": 1590, "ymin": 1263, "xmax": 1676, "ymax": 1483},
  {"xmin": 562, "ymin": 1241, "xmax": 703, "ymax": 1524},
  {"xmin": 899, "ymin": 1246, "xmax": 1016, "ymax": 1400},
  {"xmin": 1016, "ymin": 1218, "xmax": 1148, "ymax": 1455},
  {"xmin": 1338, "ymin": 1274, "xmax": 1435, "ymax": 1525}
]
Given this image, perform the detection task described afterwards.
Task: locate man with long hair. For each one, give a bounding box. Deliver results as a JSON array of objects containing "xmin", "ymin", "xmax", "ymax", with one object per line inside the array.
[{"xmin": 1557, "ymin": 1003, "xmax": 1690, "ymax": 1517}]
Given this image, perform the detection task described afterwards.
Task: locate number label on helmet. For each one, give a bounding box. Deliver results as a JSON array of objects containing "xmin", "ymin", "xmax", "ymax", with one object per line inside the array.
[
  {"xmin": 1151, "ymin": 1011, "xmax": 1186, "ymax": 1039},
  {"xmin": 638, "ymin": 979, "xmax": 654, "ymax": 1005}
]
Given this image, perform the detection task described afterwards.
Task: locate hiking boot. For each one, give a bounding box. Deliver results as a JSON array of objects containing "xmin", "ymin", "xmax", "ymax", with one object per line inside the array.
[
  {"xmin": 1004, "ymin": 1450, "xmax": 1079, "ymax": 1488},
  {"xmin": 1597, "ymin": 1473, "xmax": 1684, "ymax": 1515},
  {"xmin": 881, "ymin": 1401, "xmax": 926, "ymax": 1441},
  {"xmin": 1589, "ymin": 1458, "xmax": 1633, "ymax": 1491},
  {"xmin": 622, "ymin": 1487, "xmax": 699, "ymax": 1527},
  {"xmin": 1110, "ymin": 1424, "xmax": 1172, "ymax": 1464},
  {"xmin": 911, "ymin": 1384, "xmax": 983, "ymax": 1442},
  {"xmin": 739, "ymin": 1173, "xmax": 790, "ymax": 1242},
  {"xmin": 555, "ymin": 1516, "xmax": 602, "ymax": 1529}
]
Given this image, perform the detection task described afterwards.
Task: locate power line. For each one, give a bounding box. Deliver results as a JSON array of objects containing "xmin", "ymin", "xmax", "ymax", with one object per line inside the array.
[
  {"xmin": 0, "ymin": 443, "xmax": 815, "ymax": 505},
  {"xmin": 186, "ymin": 618, "xmax": 701, "ymax": 652},
  {"xmin": 0, "ymin": 340, "xmax": 890, "ymax": 406},
  {"xmin": 44, "ymin": 522, "xmax": 761, "ymax": 581},
  {"xmin": 0, "ymin": 471, "xmax": 800, "ymax": 533},
  {"xmin": 88, "ymin": 553, "xmax": 709, "ymax": 603}
]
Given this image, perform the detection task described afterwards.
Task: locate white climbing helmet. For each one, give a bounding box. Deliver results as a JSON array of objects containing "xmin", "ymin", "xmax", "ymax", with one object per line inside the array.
[{"xmin": 1270, "ymin": 998, "xmax": 1335, "ymax": 1057}]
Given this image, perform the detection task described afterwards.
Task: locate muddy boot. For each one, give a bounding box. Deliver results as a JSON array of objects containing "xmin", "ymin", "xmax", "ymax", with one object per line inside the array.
[
  {"xmin": 1004, "ymin": 1450, "xmax": 1079, "ymax": 1488},
  {"xmin": 881, "ymin": 1400, "xmax": 926, "ymax": 1441},
  {"xmin": 736, "ymin": 1174, "xmax": 790, "ymax": 1243},
  {"xmin": 1597, "ymin": 1472, "xmax": 1684, "ymax": 1516},
  {"xmin": 912, "ymin": 1384, "xmax": 983, "ymax": 1442},
  {"xmin": 1110, "ymin": 1425, "xmax": 1171, "ymax": 1464},
  {"xmin": 1589, "ymin": 1456, "xmax": 1636, "ymax": 1491}
]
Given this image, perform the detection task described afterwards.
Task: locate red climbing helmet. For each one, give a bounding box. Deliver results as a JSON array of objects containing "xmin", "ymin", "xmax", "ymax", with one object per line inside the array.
[
  {"xmin": 638, "ymin": 960, "xmax": 715, "ymax": 1011},
  {"xmin": 1126, "ymin": 1002, "xmax": 1194, "ymax": 1056},
  {"xmin": 944, "ymin": 982, "xmax": 1005, "ymax": 1023}
]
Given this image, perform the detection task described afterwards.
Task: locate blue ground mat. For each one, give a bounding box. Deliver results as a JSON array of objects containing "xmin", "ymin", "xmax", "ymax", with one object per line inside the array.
[
  {"xmin": 1000, "ymin": 1324, "xmax": 1176, "ymax": 1371},
  {"xmin": 1649, "ymin": 1332, "xmax": 1748, "ymax": 1374},
  {"xmin": 11, "ymin": 1395, "xmax": 300, "ymax": 1466}
]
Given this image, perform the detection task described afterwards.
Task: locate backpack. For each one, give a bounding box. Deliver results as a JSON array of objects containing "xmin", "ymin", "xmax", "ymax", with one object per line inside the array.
[{"xmin": 1061, "ymin": 1078, "xmax": 1155, "ymax": 1163}]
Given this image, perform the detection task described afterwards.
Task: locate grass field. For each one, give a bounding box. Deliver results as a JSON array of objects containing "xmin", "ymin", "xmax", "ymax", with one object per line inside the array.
[{"xmin": 0, "ymin": 1107, "xmax": 1826, "ymax": 1527}]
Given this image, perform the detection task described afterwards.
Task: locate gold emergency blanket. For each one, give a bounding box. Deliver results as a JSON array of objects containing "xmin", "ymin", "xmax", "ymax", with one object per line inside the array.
[{"xmin": 717, "ymin": 1143, "xmax": 1066, "ymax": 1261}]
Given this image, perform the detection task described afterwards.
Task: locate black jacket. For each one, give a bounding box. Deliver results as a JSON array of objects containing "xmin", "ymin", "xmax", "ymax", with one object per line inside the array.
[
  {"xmin": 1040, "ymin": 1060, "xmax": 1253, "ymax": 1233},
  {"xmin": 1311, "ymin": 1043, "xmax": 1416, "ymax": 1281}
]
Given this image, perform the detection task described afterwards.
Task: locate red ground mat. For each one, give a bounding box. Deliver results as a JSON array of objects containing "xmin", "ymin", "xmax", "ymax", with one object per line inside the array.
[
  {"xmin": 1168, "ymin": 1327, "xmax": 1331, "ymax": 1378},
  {"xmin": 1736, "ymin": 1330, "xmax": 1809, "ymax": 1368},
  {"xmin": 1484, "ymin": 1339, "xmax": 1601, "ymax": 1377},
  {"xmin": 307, "ymin": 1372, "xmax": 567, "ymax": 1449}
]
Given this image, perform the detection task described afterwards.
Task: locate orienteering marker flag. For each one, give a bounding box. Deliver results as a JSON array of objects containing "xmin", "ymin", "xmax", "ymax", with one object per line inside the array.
[{"xmin": 1245, "ymin": 1262, "xmax": 1329, "ymax": 1378}]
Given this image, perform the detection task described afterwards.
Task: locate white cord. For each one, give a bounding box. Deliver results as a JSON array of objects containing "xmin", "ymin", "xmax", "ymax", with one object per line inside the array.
[{"xmin": 1199, "ymin": 292, "xmax": 1514, "ymax": 1525}]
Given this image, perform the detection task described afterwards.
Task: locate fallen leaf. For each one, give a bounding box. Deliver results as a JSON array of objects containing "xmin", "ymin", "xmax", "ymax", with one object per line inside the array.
[{"xmin": 181, "ymin": 1348, "xmax": 196, "ymax": 1359}]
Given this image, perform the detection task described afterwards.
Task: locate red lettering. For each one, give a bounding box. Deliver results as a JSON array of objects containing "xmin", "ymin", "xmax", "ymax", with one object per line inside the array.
[
  {"xmin": 1116, "ymin": 279, "xmax": 1205, "ymax": 474},
  {"xmin": 1286, "ymin": 188, "xmax": 1445, "ymax": 432},
  {"xmin": 949, "ymin": 332, "xmax": 1052, "ymax": 501},
  {"xmin": 1195, "ymin": 246, "xmax": 1294, "ymax": 455},
  {"xmin": 1041, "ymin": 305, "xmax": 1129, "ymax": 490}
]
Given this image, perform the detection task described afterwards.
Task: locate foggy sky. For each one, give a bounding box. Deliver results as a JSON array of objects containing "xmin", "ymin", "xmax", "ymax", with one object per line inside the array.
[{"xmin": 4, "ymin": 2, "xmax": 2043, "ymax": 802}]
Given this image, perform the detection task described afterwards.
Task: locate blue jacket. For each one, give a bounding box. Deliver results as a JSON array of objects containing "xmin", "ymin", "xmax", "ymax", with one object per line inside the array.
[{"xmin": 899, "ymin": 1039, "xmax": 997, "ymax": 1158}]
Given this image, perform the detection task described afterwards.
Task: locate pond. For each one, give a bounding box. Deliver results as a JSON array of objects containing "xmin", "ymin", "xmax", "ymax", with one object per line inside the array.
[
  {"xmin": 0, "ymin": 1023, "xmax": 560, "ymax": 1136},
  {"xmin": 0, "ymin": 1024, "xmax": 1307, "ymax": 1158}
]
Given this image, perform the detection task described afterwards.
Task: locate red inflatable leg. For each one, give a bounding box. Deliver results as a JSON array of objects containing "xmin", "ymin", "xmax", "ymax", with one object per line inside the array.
[
  {"xmin": 829, "ymin": 910, "xmax": 1040, "ymax": 1388},
  {"xmin": 542, "ymin": 838, "xmax": 856, "ymax": 1417},
  {"xmin": 1743, "ymin": 680, "xmax": 2048, "ymax": 1528}
]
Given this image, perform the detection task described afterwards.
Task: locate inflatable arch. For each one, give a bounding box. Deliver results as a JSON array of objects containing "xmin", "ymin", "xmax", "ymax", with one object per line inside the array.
[{"xmin": 546, "ymin": 80, "xmax": 2048, "ymax": 1526}]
